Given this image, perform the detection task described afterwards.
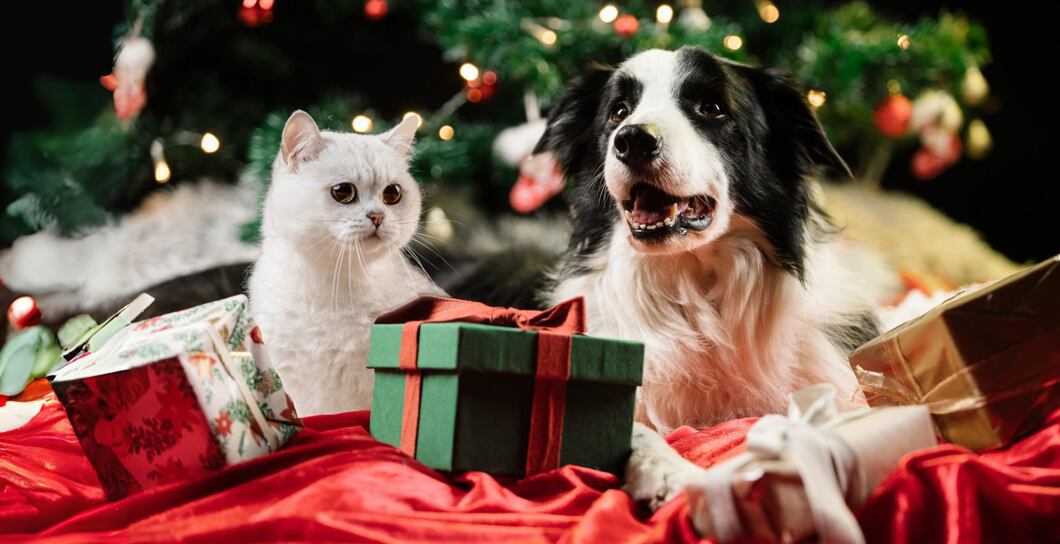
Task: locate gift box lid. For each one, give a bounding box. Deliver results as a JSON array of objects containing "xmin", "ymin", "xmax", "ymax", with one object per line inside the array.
[
  {"xmin": 367, "ymin": 323, "xmax": 643, "ymax": 386},
  {"xmin": 51, "ymin": 294, "xmax": 255, "ymax": 383}
]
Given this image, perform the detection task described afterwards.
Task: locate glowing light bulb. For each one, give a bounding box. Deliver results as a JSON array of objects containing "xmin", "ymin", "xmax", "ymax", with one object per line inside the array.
[
  {"xmin": 758, "ymin": 2, "xmax": 779, "ymax": 23},
  {"xmin": 656, "ymin": 4, "xmax": 674, "ymax": 24},
  {"xmin": 540, "ymin": 29, "xmax": 557, "ymax": 45},
  {"xmin": 459, "ymin": 63, "xmax": 480, "ymax": 82},
  {"xmin": 403, "ymin": 111, "xmax": 424, "ymax": 129},
  {"xmin": 807, "ymin": 90, "xmax": 827, "ymax": 109},
  {"xmin": 352, "ymin": 115, "xmax": 373, "ymax": 133},
  {"xmin": 723, "ymin": 35, "xmax": 743, "ymax": 51},
  {"xmin": 438, "ymin": 125, "xmax": 455, "ymax": 140},
  {"xmin": 154, "ymin": 160, "xmax": 171, "ymax": 183},
  {"xmin": 200, "ymin": 132, "xmax": 220, "ymax": 153},
  {"xmin": 897, "ymin": 34, "xmax": 911, "ymax": 49},
  {"xmin": 599, "ymin": 4, "xmax": 619, "ymax": 23}
]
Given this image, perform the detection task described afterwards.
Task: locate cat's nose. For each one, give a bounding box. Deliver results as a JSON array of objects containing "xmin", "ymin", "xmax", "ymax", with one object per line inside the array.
[{"xmin": 367, "ymin": 212, "xmax": 384, "ymax": 227}]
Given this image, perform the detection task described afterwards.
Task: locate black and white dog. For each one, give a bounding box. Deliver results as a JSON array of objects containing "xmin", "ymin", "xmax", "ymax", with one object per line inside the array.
[{"xmin": 534, "ymin": 47, "xmax": 885, "ymax": 512}]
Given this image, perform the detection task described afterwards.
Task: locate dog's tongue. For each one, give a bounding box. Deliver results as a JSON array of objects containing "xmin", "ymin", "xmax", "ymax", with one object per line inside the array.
[{"xmin": 631, "ymin": 185, "xmax": 686, "ymax": 225}]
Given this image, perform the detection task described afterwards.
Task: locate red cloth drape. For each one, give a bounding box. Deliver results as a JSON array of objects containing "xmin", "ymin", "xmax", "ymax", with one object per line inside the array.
[{"xmin": 2, "ymin": 386, "xmax": 1058, "ymax": 543}]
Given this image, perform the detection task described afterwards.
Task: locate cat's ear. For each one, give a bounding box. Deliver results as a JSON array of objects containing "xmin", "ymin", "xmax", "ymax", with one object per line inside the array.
[
  {"xmin": 281, "ymin": 110, "xmax": 324, "ymax": 170},
  {"xmin": 383, "ymin": 114, "xmax": 419, "ymax": 157}
]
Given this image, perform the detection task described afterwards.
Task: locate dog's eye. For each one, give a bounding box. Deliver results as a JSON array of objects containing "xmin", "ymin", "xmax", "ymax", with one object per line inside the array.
[
  {"xmin": 382, "ymin": 184, "xmax": 402, "ymax": 205},
  {"xmin": 330, "ymin": 182, "xmax": 357, "ymax": 204},
  {"xmin": 609, "ymin": 102, "xmax": 631, "ymax": 124},
  {"xmin": 698, "ymin": 102, "xmax": 725, "ymax": 118}
]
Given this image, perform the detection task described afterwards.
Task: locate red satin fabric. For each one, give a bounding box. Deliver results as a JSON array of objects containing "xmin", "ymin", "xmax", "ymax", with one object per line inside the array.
[{"xmin": 2, "ymin": 387, "xmax": 1058, "ymax": 542}]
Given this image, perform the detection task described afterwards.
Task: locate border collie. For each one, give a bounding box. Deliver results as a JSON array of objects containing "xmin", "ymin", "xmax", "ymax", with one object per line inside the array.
[{"xmin": 534, "ymin": 47, "xmax": 884, "ymax": 515}]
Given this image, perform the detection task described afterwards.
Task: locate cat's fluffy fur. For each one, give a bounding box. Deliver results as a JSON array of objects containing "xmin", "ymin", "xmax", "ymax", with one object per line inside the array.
[{"xmin": 250, "ymin": 111, "xmax": 442, "ymax": 416}]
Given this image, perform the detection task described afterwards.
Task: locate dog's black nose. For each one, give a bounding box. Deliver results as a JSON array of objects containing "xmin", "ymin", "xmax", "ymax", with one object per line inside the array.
[{"xmin": 613, "ymin": 124, "xmax": 661, "ymax": 166}]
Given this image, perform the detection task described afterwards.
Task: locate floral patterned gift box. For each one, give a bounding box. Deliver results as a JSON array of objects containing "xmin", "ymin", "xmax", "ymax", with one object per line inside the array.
[{"xmin": 50, "ymin": 294, "xmax": 301, "ymax": 500}]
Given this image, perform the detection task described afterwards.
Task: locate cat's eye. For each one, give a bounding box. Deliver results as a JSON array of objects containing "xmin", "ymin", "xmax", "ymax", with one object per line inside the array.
[
  {"xmin": 609, "ymin": 101, "xmax": 631, "ymax": 124},
  {"xmin": 382, "ymin": 184, "xmax": 402, "ymax": 205},
  {"xmin": 330, "ymin": 182, "xmax": 357, "ymax": 204},
  {"xmin": 698, "ymin": 102, "xmax": 725, "ymax": 119}
]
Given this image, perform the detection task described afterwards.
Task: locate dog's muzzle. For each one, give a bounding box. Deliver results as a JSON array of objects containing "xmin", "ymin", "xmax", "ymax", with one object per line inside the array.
[
  {"xmin": 614, "ymin": 124, "xmax": 661, "ymax": 168},
  {"xmin": 621, "ymin": 182, "xmax": 716, "ymax": 242}
]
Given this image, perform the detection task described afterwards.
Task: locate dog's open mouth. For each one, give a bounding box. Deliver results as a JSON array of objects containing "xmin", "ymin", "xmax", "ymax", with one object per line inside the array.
[{"xmin": 620, "ymin": 182, "xmax": 715, "ymax": 240}]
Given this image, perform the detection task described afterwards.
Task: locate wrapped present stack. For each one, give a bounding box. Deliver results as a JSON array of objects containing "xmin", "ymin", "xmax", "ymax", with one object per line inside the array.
[
  {"xmin": 851, "ymin": 254, "xmax": 1060, "ymax": 451},
  {"xmin": 368, "ymin": 296, "xmax": 643, "ymax": 477},
  {"xmin": 50, "ymin": 294, "xmax": 301, "ymax": 500}
]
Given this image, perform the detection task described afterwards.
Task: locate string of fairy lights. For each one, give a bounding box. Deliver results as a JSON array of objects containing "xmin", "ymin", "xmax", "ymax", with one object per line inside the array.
[
  {"xmin": 338, "ymin": 1, "xmax": 771, "ymax": 160},
  {"xmin": 142, "ymin": 0, "xmax": 951, "ymax": 184}
]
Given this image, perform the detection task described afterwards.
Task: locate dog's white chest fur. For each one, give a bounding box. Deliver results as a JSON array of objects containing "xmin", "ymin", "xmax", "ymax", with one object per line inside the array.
[{"xmin": 551, "ymin": 222, "xmax": 874, "ymax": 433}]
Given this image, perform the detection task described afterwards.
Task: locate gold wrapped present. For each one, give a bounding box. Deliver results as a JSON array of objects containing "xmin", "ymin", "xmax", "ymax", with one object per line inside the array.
[
  {"xmin": 850, "ymin": 255, "xmax": 1060, "ymax": 452},
  {"xmin": 687, "ymin": 385, "xmax": 936, "ymax": 544}
]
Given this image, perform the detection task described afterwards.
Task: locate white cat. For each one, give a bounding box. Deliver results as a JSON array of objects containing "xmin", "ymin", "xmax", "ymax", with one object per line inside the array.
[{"xmin": 249, "ymin": 110, "xmax": 443, "ymax": 416}]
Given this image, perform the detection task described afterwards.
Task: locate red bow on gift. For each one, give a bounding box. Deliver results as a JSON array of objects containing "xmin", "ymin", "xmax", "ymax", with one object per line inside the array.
[{"xmin": 375, "ymin": 296, "xmax": 586, "ymax": 475}]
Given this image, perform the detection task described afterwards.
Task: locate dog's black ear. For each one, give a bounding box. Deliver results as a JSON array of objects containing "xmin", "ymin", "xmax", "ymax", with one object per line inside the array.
[
  {"xmin": 746, "ymin": 67, "xmax": 851, "ymax": 180},
  {"xmin": 534, "ymin": 65, "xmax": 614, "ymax": 175}
]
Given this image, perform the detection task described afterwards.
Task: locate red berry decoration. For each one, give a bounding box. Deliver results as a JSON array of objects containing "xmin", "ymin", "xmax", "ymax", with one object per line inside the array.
[
  {"xmin": 874, "ymin": 94, "xmax": 913, "ymax": 138},
  {"xmin": 364, "ymin": 0, "xmax": 388, "ymax": 21},
  {"xmin": 7, "ymin": 296, "xmax": 41, "ymax": 331},
  {"xmin": 613, "ymin": 14, "xmax": 640, "ymax": 37}
]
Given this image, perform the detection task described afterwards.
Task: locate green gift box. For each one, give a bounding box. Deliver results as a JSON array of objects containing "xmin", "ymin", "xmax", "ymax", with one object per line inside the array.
[{"xmin": 367, "ymin": 297, "xmax": 643, "ymax": 478}]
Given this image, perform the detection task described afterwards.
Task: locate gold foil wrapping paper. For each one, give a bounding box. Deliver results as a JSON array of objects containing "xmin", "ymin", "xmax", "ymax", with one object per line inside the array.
[{"xmin": 851, "ymin": 255, "xmax": 1060, "ymax": 451}]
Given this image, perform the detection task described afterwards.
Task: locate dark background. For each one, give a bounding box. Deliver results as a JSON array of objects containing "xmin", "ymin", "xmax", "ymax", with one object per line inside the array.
[{"xmin": 2, "ymin": 1, "xmax": 1057, "ymax": 263}]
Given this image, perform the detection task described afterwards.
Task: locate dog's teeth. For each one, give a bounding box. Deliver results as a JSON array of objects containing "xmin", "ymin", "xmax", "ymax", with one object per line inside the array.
[
  {"xmin": 647, "ymin": 224, "xmax": 657, "ymax": 230},
  {"xmin": 655, "ymin": 221, "xmax": 665, "ymax": 228},
  {"xmin": 664, "ymin": 218, "xmax": 674, "ymax": 226},
  {"xmin": 668, "ymin": 204, "xmax": 679, "ymax": 220}
]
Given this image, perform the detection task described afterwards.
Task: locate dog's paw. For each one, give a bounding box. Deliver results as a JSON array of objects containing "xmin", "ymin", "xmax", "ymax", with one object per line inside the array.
[{"xmin": 623, "ymin": 423, "xmax": 704, "ymax": 512}]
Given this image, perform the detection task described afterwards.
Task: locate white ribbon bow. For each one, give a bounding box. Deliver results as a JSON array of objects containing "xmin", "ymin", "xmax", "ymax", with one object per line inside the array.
[{"xmin": 700, "ymin": 384, "xmax": 872, "ymax": 544}]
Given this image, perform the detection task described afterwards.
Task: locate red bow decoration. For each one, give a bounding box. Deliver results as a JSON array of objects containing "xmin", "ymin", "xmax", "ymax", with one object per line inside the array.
[{"xmin": 375, "ymin": 296, "xmax": 586, "ymax": 475}]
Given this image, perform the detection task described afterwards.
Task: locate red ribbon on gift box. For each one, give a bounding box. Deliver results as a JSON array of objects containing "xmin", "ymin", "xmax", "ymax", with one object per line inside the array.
[{"xmin": 374, "ymin": 296, "xmax": 586, "ymax": 476}]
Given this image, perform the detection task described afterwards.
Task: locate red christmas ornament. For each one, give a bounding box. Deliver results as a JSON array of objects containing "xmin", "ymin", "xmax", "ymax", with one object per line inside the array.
[
  {"xmin": 874, "ymin": 94, "xmax": 913, "ymax": 138},
  {"xmin": 613, "ymin": 14, "xmax": 640, "ymax": 37},
  {"xmin": 7, "ymin": 296, "xmax": 41, "ymax": 331},
  {"xmin": 510, "ymin": 153, "xmax": 565, "ymax": 213},
  {"xmin": 364, "ymin": 0, "xmax": 388, "ymax": 21}
]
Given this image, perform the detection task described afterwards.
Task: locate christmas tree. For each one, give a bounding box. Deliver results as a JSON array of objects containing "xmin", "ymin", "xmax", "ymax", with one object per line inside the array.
[{"xmin": 1, "ymin": 0, "xmax": 991, "ymax": 247}]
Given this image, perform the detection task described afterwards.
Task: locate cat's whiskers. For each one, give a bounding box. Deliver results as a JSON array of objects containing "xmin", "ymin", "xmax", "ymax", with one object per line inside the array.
[
  {"xmin": 308, "ymin": 236, "xmax": 336, "ymax": 269},
  {"xmin": 396, "ymin": 250, "xmax": 417, "ymax": 285},
  {"xmin": 331, "ymin": 240, "xmax": 347, "ymax": 312},
  {"xmin": 410, "ymin": 236, "xmax": 455, "ymax": 271},
  {"xmin": 353, "ymin": 239, "xmax": 370, "ymax": 279},
  {"xmin": 403, "ymin": 246, "xmax": 432, "ymax": 279},
  {"xmin": 351, "ymin": 239, "xmax": 360, "ymax": 307}
]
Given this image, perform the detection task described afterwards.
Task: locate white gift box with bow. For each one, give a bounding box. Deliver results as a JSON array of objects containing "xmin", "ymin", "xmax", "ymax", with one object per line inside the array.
[{"xmin": 687, "ymin": 384, "xmax": 936, "ymax": 544}]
